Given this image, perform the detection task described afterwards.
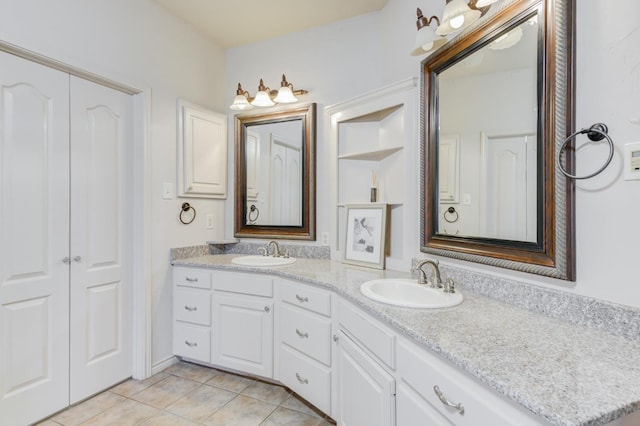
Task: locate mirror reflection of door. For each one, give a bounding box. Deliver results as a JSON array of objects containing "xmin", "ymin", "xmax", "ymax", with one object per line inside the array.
[
  {"xmin": 270, "ymin": 135, "xmax": 302, "ymax": 226},
  {"xmin": 480, "ymin": 133, "xmax": 536, "ymax": 242},
  {"xmin": 246, "ymin": 130, "xmax": 259, "ymax": 201}
]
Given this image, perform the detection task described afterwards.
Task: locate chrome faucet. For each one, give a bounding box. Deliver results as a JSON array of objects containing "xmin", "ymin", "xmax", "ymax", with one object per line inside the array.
[
  {"xmin": 266, "ymin": 240, "xmax": 281, "ymax": 257},
  {"xmin": 413, "ymin": 259, "xmax": 443, "ymax": 288}
]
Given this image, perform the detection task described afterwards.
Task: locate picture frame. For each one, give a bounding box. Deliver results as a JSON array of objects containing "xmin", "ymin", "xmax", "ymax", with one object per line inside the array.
[{"xmin": 343, "ymin": 203, "xmax": 388, "ymax": 269}]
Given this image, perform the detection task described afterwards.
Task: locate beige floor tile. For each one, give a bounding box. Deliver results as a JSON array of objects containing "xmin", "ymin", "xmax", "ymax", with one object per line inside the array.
[
  {"xmin": 165, "ymin": 384, "xmax": 235, "ymax": 422},
  {"xmin": 132, "ymin": 375, "xmax": 201, "ymax": 409},
  {"xmin": 203, "ymin": 395, "xmax": 276, "ymax": 426},
  {"xmin": 35, "ymin": 421, "xmax": 62, "ymax": 426},
  {"xmin": 141, "ymin": 411, "xmax": 199, "ymax": 425},
  {"xmin": 206, "ymin": 371, "xmax": 254, "ymax": 393},
  {"xmin": 52, "ymin": 391, "xmax": 126, "ymax": 426},
  {"xmin": 261, "ymin": 407, "xmax": 324, "ymax": 426},
  {"xmin": 163, "ymin": 361, "xmax": 220, "ymax": 383},
  {"xmin": 81, "ymin": 399, "xmax": 159, "ymax": 426},
  {"xmin": 280, "ymin": 394, "xmax": 324, "ymax": 418},
  {"xmin": 109, "ymin": 373, "xmax": 169, "ymax": 398},
  {"xmin": 241, "ymin": 380, "xmax": 290, "ymax": 405}
]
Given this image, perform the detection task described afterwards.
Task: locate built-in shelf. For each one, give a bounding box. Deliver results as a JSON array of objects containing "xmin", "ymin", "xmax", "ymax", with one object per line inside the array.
[
  {"xmin": 327, "ymin": 78, "xmax": 418, "ymax": 270},
  {"xmin": 338, "ymin": 146, "xmax": 403, "ymax": 161}
]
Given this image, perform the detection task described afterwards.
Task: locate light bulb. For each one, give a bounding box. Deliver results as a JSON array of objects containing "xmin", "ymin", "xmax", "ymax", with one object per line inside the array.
[
  {"xmin": 421, "ymin": 41, "xmax": 434, "ymax": 51},
  {"xmin": 450, "ymin": 15, "xmax": 464, "ymax": 29}
]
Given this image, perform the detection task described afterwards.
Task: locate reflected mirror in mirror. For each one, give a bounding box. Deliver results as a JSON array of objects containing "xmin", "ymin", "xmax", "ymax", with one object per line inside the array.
[
  {"xmin": 235, "ymin": 103, "xmax": 316, "ymax": 240},
  {"xmin": 437, "ymin": 16, "xmax": 539, "ymax": 242},
  {"xmin": 422, "ymin": 0, "xmax": 576, "ymax": 281}
]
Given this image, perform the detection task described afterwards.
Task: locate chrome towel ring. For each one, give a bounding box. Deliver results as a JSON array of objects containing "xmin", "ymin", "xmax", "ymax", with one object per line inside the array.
[
  {"xmin": 179, "ymin": 202, "xmax": 196, "ymax": 225},
  {"xmin": 248, "ymin": 204, "xmax": 260, "ymax": 223},
  {"xmin": 557, "ymin": 123, "xmax": 614, "ymax": 180},
  {"xmin": 444, "ymin": 206, "xmax": 459, "ymax": 223}
]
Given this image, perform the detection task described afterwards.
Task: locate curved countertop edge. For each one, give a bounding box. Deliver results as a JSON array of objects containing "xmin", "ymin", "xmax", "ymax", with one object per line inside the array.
[{"xmin": 171, "ymin": 255, "xmax": 640, "ymax": 426}]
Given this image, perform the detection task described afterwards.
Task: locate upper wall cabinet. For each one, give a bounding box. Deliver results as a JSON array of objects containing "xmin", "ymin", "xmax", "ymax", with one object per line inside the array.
[{"xmin": 177, "ymin": 99, "xmax": 227, "ymax": 199}]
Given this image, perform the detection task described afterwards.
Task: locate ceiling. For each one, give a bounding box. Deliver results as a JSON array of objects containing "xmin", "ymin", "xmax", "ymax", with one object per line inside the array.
[{"xmin": 153, "ymin": 0, "xmax": 389, "ymax": 49}]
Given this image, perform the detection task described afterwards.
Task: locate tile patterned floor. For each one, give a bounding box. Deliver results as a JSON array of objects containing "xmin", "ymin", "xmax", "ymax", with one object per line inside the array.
[{"xmin": 38, "ymin": 361, "xmax": 336, "ymax": 426}]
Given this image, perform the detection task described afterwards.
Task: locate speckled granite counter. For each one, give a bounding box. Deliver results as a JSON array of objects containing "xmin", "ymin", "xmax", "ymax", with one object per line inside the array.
[{"xmin": 172, "ymin": 254, "xmax": 640, "ymax": 426}]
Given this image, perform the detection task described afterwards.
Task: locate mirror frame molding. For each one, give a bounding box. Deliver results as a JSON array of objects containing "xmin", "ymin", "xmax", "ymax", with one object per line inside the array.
[
  {"xmin": 420, "ymin": 0, "xmax": 576, "ymax": 280},
  {"xmin": 234, "ymin": 103, "xmax": 316, "ymax": 240}
]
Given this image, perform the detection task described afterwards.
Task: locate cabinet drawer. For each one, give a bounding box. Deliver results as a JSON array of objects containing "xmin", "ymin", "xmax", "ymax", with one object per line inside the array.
[
  {"xmin": 337, "ymin": 299, "xmax": 395, "ymax": 369},
  {"xmin": 279, "ymin": 344, "xmax": 331, "ymax": 415},
  {"xmin": 212, "ymin": 270, "xmax": 273, "ymax": 297},
  {"xmin": 280, "ymin": 279, "xmax": 331, "ymax": 317},
  {"xmin": 174, "ymin": 267, "xmax": 211, "ymax": 289},
  {"xmin": 280, "ymin": 304, "xmax": 331, "ymax": 366},
  {"xmin": 397, "ymin": 339, "xmax": 543, "ymax": 426},
  {"xmin": 173, "ymin": 324, "xmax": 210, "ymax": 362},
  {"xmin": 174, "ymin": 289, "xmax": 211, "ymax": 325}
]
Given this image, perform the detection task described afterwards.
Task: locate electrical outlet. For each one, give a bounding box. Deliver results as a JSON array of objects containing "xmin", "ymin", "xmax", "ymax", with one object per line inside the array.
[
  {"xmin": 205, "ymin": 214, "xmax": 214, "ymax": 229},
  {"xmin": 321, "ymin": 232, "xmax": 330, "ymax": 246}
]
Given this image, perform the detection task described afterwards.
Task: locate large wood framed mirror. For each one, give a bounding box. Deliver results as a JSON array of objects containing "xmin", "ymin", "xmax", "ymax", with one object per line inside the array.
[
  {"xmin": 235, "ymin": 103, "xmax": 316, "ymax": 240},
  {"xmin": 421, "ymin": 0, "xmax": 576, "ymax": 280}
]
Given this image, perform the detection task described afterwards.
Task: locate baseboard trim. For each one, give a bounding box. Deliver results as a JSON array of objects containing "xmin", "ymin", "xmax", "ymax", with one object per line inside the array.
[{"xmin": 152, "ymin": 355, "xmax": 179, "ymax": 375}]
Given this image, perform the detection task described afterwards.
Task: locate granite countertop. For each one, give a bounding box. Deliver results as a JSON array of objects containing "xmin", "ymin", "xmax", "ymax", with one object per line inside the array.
[{"xmin": 172, "ymin": 254, "xmax": 640, "ymax": 426}]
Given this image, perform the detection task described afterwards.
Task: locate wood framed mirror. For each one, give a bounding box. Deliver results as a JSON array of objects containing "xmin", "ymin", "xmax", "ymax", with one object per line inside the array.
[
  {"xmin": 421, "ymin": 0, "xmax": 576, "ymax": 280},
  {"xmin": 235, "ymin": 103, "xmax": 316, "ymax": 240}
]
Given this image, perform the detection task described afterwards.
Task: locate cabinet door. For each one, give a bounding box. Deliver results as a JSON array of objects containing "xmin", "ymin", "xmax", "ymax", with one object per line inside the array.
[
  {"xmin": 212, "ymin": 294, "xmax": 273, "ymax": 378},
  {"xmin": 0, "ymin": 49, "xmax": 71, "ymax": 426},
  {"xmin": 337, "ymin": 331, "xmax": 395, "ymax": 426}
]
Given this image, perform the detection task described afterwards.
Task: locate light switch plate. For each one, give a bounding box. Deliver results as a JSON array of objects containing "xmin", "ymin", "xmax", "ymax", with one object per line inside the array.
[
  {"xmin": 624, "ymin": 142, "xmax": 640, "ymax": 181},
  {"xmin": 162, "ymin": 182, "xmax": 173, "ymax": 199},
  {"xmin": 205, "ymin": 214, "xmax": 214, "ymax": 229}
]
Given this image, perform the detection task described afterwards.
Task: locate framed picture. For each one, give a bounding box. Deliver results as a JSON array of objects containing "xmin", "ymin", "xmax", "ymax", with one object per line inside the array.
[{"xmin": 343, "ymin": 204, "xmax": 388, "ymax": 269}]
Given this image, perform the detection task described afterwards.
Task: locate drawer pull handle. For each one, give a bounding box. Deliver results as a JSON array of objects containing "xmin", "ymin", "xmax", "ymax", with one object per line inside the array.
[
  {"xmin": 433, "ymin": 385, "xmax": 464, "ymax": 415},
  {"xmin": 295, "ymin": 294, "xmax": 309, "ymax": 303},
  {"xmin": 184, "ymin": 340, "xmax": 198, "ymax": 347},
  {"xmin": 333, "ymin": 334, "xmax": 339, "ymax": 343},
  {"xmin": 184, "ymin": 305, "xmax": 197, "ymax": 312},
  {"xmin": 295, "ymin": 329, "xmax": 309, "ymax": 338},
  {"xmin": 295, "ymin": 373, "xmax": 309, "ymax": 384},
  {"xmin": 185, "ymin": 277, "xmax": 198, "ymax": 282}
]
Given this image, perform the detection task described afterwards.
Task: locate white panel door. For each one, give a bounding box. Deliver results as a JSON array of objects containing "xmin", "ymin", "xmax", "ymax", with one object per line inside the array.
[
  {"xmin": 269, "ymin": 137, "xmax": 302, "ymax": 226},
  {"xmin": 211, "ymin": 294, "xmax": 273, "ymax": 378},
  {"xmin": 69, "ymin": 76, "xmax": 133, "ymax": 403},
  {"xmin": 0, "ymin": 51, "xmax": 71, "ymax": 426}
]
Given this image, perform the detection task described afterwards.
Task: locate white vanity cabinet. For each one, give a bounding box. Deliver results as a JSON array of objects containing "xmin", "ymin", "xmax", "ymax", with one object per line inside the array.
[
  {"xmin": 396, "ymin": 337, "xmax": 546, "ymax": 426},
  {"xmin": 277, "ymin": 279, "xmax": 333, "ymax": 414},
  {"xmin": 211, "ymin": 270, "xmax": 274, "ymax": 378},
  {"xmin": 336, "ymin": 299, "xmax": 396, "ymax": 426},
  {"xmin": 173, "ymin": 267, "xmax": 213, "ymax": 362}
]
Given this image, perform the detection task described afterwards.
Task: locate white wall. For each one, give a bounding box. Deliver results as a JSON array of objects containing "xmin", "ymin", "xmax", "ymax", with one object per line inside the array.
[
  {"xmin": 227, "ymin": 0, "xmax": 640, "ymax": 308},
  {"xmin": 0, "ymin": 0, "xmax": 227, "ymax": 365}
]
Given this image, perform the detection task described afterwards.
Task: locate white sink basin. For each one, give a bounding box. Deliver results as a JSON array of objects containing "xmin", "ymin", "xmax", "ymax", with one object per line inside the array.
[
  {"xmin": 360, "ymin": 279, "xmax": 463, "ymax": 309},
  {"xmin": 231, "ymin": 255, "xmax": 296, "ymax": 267}
]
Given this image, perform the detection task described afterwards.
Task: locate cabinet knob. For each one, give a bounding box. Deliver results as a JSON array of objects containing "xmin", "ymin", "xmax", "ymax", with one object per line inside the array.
[
  {"xmin": 264, "ymin": 306, "xmax": 270, "ymax": 313},
  {"xmin": 295, "ymin": 294, "xmax": 309, "ymax": 303},
  {"xmin": 295, "ymin": 373, "xmax": 309, "ymax": 384},
  {"xmin": 73, "ymin": 256, "xmax": 82, "ymax": 262},
  {"xmin": 433, "ymin": 385, "xmax": 464, "ymax": 415},
  {"xmin": 295, "ymin": 329, "xmax": 309, "ymax": 339},
  {"xmin": 184, "ymin": 340, "xmax": 198, "ymax": 347},
  {"xmin": 184, "ymin": 305, "xmax": 197, "ymax": 312},
  {"xmin": 333, "ymin": 334, "xmax": 339, "ymax": 343},
  {"xmin": 62, "ymin": 257, "xmax": 70, "ymax": 264}
]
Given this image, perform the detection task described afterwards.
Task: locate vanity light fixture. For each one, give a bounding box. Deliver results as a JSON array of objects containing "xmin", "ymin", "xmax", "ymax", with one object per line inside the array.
[
  {"xmin": 229, "ymin": 75, "xmax": 308, "ymax": 110},
  {"xmin": 251, "ymin": 78, "xmax": 275, "ymax": 107},
  {"xmin": 229, "ymin": 83, "xmax": 254, "ymax": 111},
  {"xmin": 411, "ymin": 8, "xmax": 446, "ymax": 56}
]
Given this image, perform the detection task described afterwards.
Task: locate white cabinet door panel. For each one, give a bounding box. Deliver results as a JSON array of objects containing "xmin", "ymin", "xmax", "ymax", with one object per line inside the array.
[
  {"xmin": 212, "ymin": 294, "xmax": 273, "ymax": 378},
  {"xmin": 0, "ymin": 50, "xmax": 71, "ymax": 426}
]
